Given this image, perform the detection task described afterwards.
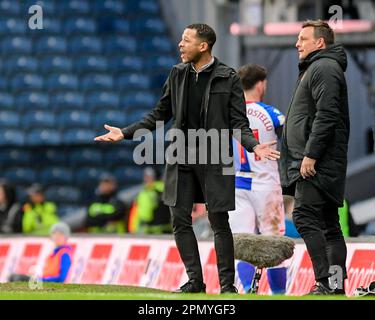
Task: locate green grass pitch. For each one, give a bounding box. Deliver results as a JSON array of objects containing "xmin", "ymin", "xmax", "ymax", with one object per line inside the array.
[{"xmin": 0, "ymin": 283, "xmax": 374, "ymax": 300}]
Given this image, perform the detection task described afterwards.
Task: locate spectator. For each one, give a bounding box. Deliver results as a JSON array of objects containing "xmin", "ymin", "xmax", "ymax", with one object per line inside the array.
[
  {"xmin": 0, "ymin": 180, "xmax": 22, "ymax": 234},
  {"xmin": 128, "ymin": 167, "xmax": 172, "ymax": 234},
  {"xmin": 86, "ymin": 173, "xmax": 126, "ymax": 233},
  {"xmin": 22, "ymin": 184, "xmax": 59, "ymax": 235},
  {"xmin": 9, "ymin": 222, "xmax": 73, "ymax": 283}
]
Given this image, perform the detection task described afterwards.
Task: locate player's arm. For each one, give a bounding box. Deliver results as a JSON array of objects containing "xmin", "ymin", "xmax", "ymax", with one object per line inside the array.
[{"xmin": 94, "ymin": 69, "xmax": 174, "ymax": 142}]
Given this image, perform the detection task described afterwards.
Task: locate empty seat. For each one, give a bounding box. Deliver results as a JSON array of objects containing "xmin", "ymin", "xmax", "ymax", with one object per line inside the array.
[
  {"xmin": 0, "ymin": 0, "xmax": 21, "ymax": 15},
  {"xmin": 26, "ymin": 129, "xmax": 62, "ymax": 146},
  {"xmin": 94, "ymin": 0, "xmax": 125, "ymax": 15},
  {"xmin": 2, "ymin": 37, "xmax": 32, "ymax": 54},
  {"xmin": 0, "ymin": 148, "xmax": 31, "ymax": 165},
  {"xmin": 47, "ymin": 74, "xmax": 79, "ymax": 91},
  {"xmin": 117, "ymin": 73, "xmax": 151, "ymax": 90},
  {"xmin": 23, "ymin": 110, "xmax": 56, "ymax": 129},
  {"xmin": 40, "ymin": 167, "xmax": 74, "ymax": 185},
  {"xmin": 40, "ymin": 56, "xmax": 73, "ymax": 73},
  {"xmin": 58, "ymin": 110, "xmax": 91, "ymax": 128},
  {"xmin": 0, "ymin": 92, "xmax": 14, "ymax": 109},
  {"xmin": 0, "ymin": 111, "xmax": 20, "ymax": 128},
  {"xmin": 75, "ymin": 56, "xmax": 108, "ymax": 73},
  {"xmin": 141, "ymin": 36, "xmax": 173, "ymax": 53},
  {"xmin": 103, "ymin": 147, "xmax": 134, "ymax": 165},
  {"xmin": 81, "ymin": 73, "xmax": 113, "ymax": 91},
  {"xmin": 94, "ymin": 110, "xmax": 126, "ymax": 129},
  {"xmin": 0, "ymin": 130, "xmax": 25, "ymax": 146},
  {"xmin": 46, "ymin": 186, "xmax": 82, "ymax": 205},
  {"xmin": 33, "ymin": 149, "xmax": 67, "ymax": 165},
  {"xmin": 58, "ymin": 0, "xmax": 91, "ymax": 15},
  {"xmin": 127, "ymin": 0, "xmax": 160, "ymax": 15},
  {"xmin": 70, "ymin": 148, "xmax": 103, "ymax": 166},
  {"xmin": 64, "ymin": 17, "xmax": 96, "ymax": 35},
  {"xmin": 3, "ymin": 56, "xmax": 39, "ymax": 74},
  {"xmin": 62, "ymin": 129, "xmax": 96, "ymax": 145},
  {"xmin": 0, "ymin": 18, "xmax": 27, "ymax": 35},
  {"xmin": 103, "ymin": 36, "xmax": 136, "ymax": 54},
  {"xmin": 69, "ymin": 36, "xmax": 102, "ymax": 54},
  {"xmin": 11, "ymin": 74, "xmax": 44, "ymax": 91},
  {"xmin": 110, "ymin": 56, "xmax": 143, "ymax": 72},
  {"xmin": 145, "ymin": 55, "xmax": 177, "ymax": 71},
  {"xmin": 39, "ymin": 18, "xmax": 62, "ymax": 34},
  {"xmin": 52, "ymin": 92, "xmax": 84, "ymax": 110},
  {"xmin": 35, "ymin": 36, "xmax": 67, "ymax": 54},
  {"xmin": 0, "ymin": 76, "xmax": 7, "ymax": 90},
  {"xmin": 122, "ymin": 91, "xmax": 157, "ymax": 109},
  {"xmin": 75, "ymin": 167, "xmax": 106, "ymax": 185},
  {"xmin": 131, "ymin": 17, "xmax": 166, "ymax": 35},
  {"xmin": 3, "ymin": 167, "xmax": 36, "ymax": 185},
  {"xmin": 16, "ymin": 92, "xmax": 50, "ymax": 110},
  {"xmin": 114, "ymin": 166, "xmax": 143, "ymax": 185},
  {"xmin": 85, "ymin": 91, "xmax": 120, "ymax": 110},
  {"xmin": 97, "ymin": 17, "xmax": 130, "ymax": 34}
]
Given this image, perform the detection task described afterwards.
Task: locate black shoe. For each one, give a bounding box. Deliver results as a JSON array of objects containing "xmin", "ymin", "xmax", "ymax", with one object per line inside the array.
[
  {"xmin": 173, "ymin": 281, "xmax": 206, "ymax": 293},
  {"xmin": 307, "ymin": 282, "xmax": 335, "ymax": 296},
  {"xmin": 221, "ymin": 285, "xmax": 238, "ymax": 294}
]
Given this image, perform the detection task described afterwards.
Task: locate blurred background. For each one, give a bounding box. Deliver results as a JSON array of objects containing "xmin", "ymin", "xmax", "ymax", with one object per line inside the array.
[{"xmin": 0, "ymin": 0, "xmax": 374, "ymax": 237}]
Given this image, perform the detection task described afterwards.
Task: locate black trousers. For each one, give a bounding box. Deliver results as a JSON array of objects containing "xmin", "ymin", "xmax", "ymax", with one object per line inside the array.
[
  {"xmin": 292, "ymin": 179, "xmax": 347, "ymax": 282},
  {"xmin": 170, "ymin": 164, "xmax": 235, "ymax": 288}
]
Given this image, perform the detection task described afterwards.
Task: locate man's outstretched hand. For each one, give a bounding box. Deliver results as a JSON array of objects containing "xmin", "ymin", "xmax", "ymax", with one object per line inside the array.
[
  {"xmin": 253, "ymin": 140, "xmax": 280, "ymax": 161},
  {"xmin": 94, "ymin": 124, "xmax": 124, "ymax": 142}
]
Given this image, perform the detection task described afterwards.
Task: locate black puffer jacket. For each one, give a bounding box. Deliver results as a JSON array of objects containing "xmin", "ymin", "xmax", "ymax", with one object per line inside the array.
[{"xmin": 280, "ymin": 44, "xmax": 350, "ymax": 206}]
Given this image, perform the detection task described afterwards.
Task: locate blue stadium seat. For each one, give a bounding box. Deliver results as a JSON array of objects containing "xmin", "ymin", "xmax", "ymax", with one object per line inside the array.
[
  {"xmin": 75, "ymin": 167, "xmax": 106, "ymax": 185},
  {"xmin": 23, "ymin": 110, "xmax": 56, "ymax": 129},
  {"xmin": 63, "ymin": 129, "xmax": 96, "ymax": 145},
  {"xmin": 145, "ymin": 55, "xmax": 177, "ymax": 71},
  {"xmin": 131, "ymin": 17, "xmax": 166, "ymax": 35},
  {"xmin": 4, "ymin": 56, "xmax": 39, "ymax": 74},
  {"xmin": 85, "ymin": 91, "xmax": 120, "ymax": 110},
  {"xmin": 141, "ymin": 36, "xmax": 173, "ymax": 53},
  {"xmin": 69, "ymin": 36, "xmax": 102, "ymax": 54},
  {"xmin": 117, "ymin": 73, "xmax": 151, "ymax": 90},
  {"xmin": 39, "ymin": 18, "xmax": 62, "ymax": 34},
  {"xmin": 94, "ymin": 0, "xmax": 125, "ymax": 15},
  {"xmin": 0, "ymin": 76, "xmax": 7, "ymax": 90},
  {"xmin": 81, "ymin": 74, "xmax": 113, "ymax": 91},
  {"xmin": 126, "ymin": 109, "xmax": 150, "ymax": 124},
  {"xmin": 0, "ymin": 111, "xmax": 20, "ymax": 128},
  {"xmin": 103, "ymin": 36, "xmax": 136, "ymax": 54},
  {"xmin": 46, "ymin": 186, "xmax": 82, "ymax": 205},
  {"xmin": 75, "ymin": 56, "xmax": 108, "ymax": 73},
  {"xmin": 33, "ymin": 149, "xmax": 67, "ymax": 165},
  {"xmin": 0, "ymin": 0, "xmax": 21, "ymax": 15},
  {"xmin": 3, "ymin": 168, "xmax": 36, "ymax": 185},
  {"xmin": 127, "ymin": 0, "xmax": 160, "ymax": 15},
  {"xmin": 97, "ymin": 17, "xmax": 130, "ymax": 34},
  {"xmin": 0, "ymin": 18, "xmax": 27, "ymax": 35},
  {"xmin": 16, "ymin": 92, "xmax": 50, "ymax": 110},
  {"xmin": 40, "ymin": 56, "xmax": 73, "ymax": 73},
  {"xmin": 0, "ymin": 92, "xmax": 14, "ymax": 109},
  {"xmin": 0, "ymin": 148, "xmax": 31, "ymax": 166},
  {"xmin": 23, "ymin": 0, "xmax": 56, "ymax": 15},
  {"xmin": 114, "ymin": 166, "xmax": 143, "ymax": 185},
  {"xmin": 2, "ymin": 37, "xmax": 32, "ymax": 54},
  {"xmin": 47, "ymin": 74, "xmax": 79, "ymax": 91},
  {"xmin": 58, "ymin": 0, "xmax": 91, "ymax": 15},
  {"xmin": 94, "ymin": 110, "xmax": 126, "ymax": 129},
  {"xmin": 26, "ymin": 129, "xmax": 62, "ymax": 146},
  {"xmin": 52, "ymin": 92, "xmax": 84, "ymax": 110},
  {"xmin": 110, "ymin": 56, "xmax": 143, "ymax": 72},
  {"xmin": 40, "ymin": 167, "xmax": 74, "ymax": 185},
  {"xmin": 0, "ymin": 130, "xmax": 25, "ymax": 146},
  {"xmin": 11, "ymin": 74, "xmax": 44, "ymax": 91},
  {"xmin": 103, "ymin": 148, "xmax": 134, "ymax": 165},
  {"xmin": 122, "ymin": 91, "xmax": 157, "ymax": 109},
  {"xmin": 64, "ymin": 17, "xmax": 96, "ymax": 35},
  {"xmin": 35, "ymin": 36, "xmax": 67, "ymax": 54},
  {"xmin": 70, "ymin": 148, "xmax": 103, "ymax": 166},
  {"xmin": 58, "ymin": 110, "xmax": 91, "ymax": 128}
]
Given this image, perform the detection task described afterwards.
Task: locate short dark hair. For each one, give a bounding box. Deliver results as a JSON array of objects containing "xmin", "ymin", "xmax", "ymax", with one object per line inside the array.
[
  {"xmin": 186, "ymin": 23, "xmax": 217, "ymax": 50},
  {"xmin": 302, "ymin": 20, "xmax": 335, "ymax": 45},
  {"xmin": 238, "ymin": 64, "xmax": 267, "ymax": 91}
]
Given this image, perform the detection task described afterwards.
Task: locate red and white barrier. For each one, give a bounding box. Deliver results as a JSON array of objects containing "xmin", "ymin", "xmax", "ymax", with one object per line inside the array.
[{"xmin": 0, "ymin": 236, "xmax": 374, "ymax": 296}]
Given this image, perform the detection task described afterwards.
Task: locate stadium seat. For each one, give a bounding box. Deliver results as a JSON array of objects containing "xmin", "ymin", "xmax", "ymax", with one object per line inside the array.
[
  {"xmin": 103, "ymin": 147, "xmax": 134, "ymax": 165},
  {"xmin": 40, "ymin": 56, "xmax": 73, "ymax": 73},
  {"xmin": 97, "ymin": 17, "xmax": 130, "ymax": 34},
  {"xmin": 75, "ymin": 167, "xmax": 106, "ymax": 185},
  {"xmin": 127, "ymin": 0, "xmax": 160, "ymax": 15},
  {"xmin": 103, "ymin": 36, "xmax": 136, "ymax": 54},
  {"xmin": 0, "ymin": 111, "xmax": 20, "ymax": 128},
  {"xmin": 122, "ymin": 91, "xmax": 157, "ymax": 109},
  {"xmin": 58, "ymin": 0, "xmax": 91, "ymax": 15},
  {"xmin": 75, "ymin": 56, "xmax": 108, "ymax": 73},
  {"xmin": 141, "ymin": 36, "xmax": 174, "ymax": 53},
  {"xmin": 58, "ymin": 110, "xmax": 91, "ymax": 129},
  {"xmin": 52, "ymin": 92, "xmax": 84, "ymax": 110},
  {"xmin": 70, "ymin": 148, "xmax": 103, "ymax": 166},
  {"xmin": 2, "ymin": 37, "xmax": 32, "ymax": 54},
  {"xmin": 0, "ymin": 92, "xmax": 14, "ymax": 109},
  {"xmin": 23, "ymin": 0, "xmax": 56, "ymax": 15},
  {"xmin": 145, "ymin": 55, "xmax": 176, "ymax": 71},
  {"xmin": 47, "ymin": 74, "xmax": 79, "ymax": 91},
  {"xmin": 26, "ymin": 129, "xmax": 62, "ymax": 146},
  {"xmin": 23, "ymin": 111, "xmax": 56, "ymax": 129},
  {"xmin": 131, "ymin": 17, "xmax": 166, "ymax": 35},
  {"xmin": 64, "ymin": 18, "xmax": 96, "ymax": 35},
  {"xmin": 46, "ymin": 186, "xmax": 82, "ymax": 205},
  {"xmin": 85, "ymin": 91, "xmax": 120, "ymax": 110},
  {"xmin": 0, "ymin": 76, "xmax": 7, "ymax": 90},
  {"xmin": 33, "ymin": 148, "xmax": 68, "ymax": 166},
  {"xmin": 40, "ymin": 167, "xmax": 74, "ymax": 185},
  {"xmin": 3, "ymin": 167, "xmax": 36, "ymax": 185},
  {"xmin": 117, "ymin": 73, "xmax": 151, "ymax": 90},
  {"xmin": 0, "ymin": 148, "xmax": 31, "ymax": 166},
  {"xmin": 0, "ymin": 130, "xmax": 25, "ymax": 146},
  {"xmin": 94, "ymin": 110, "xmax": 126, "ymax": 129},
  {"xmin": 0, "ymin": 0, "xmax": 21, "ymax": 15},
  {"xmin": 16, "ymin": 92, "xmax": 50, "ymax": 110},
  {"xmin": 114, "ymin": 166, "xmax": 144, "ymax": 185},
  {"xmin": 3, "ymin": 56, "xmax": 39, "ymax": 75},
  {"xmin": 69, "ymin": 36, "xmax": 102, "ymax": 54},
  {"xmin": 11, "ymin": 74, "xmax": 44, "ymax": 91},
  {"xmin": 94, "ymin": 0, "xmax": 125, "ymax": 15},
  {"xmin": 62, "ymin": 129, "xmax": 96, "ymax": 145},
  {"xmin": 35, "ymin": 36, "xmax": 67, "ymax": 54},
  {"xmin": 0, "ymin": 18, "xmax": 27, "ymax": 35},
  {"xmin": 110, "ymin": 56, "xmax": 144, "ymax": 72},
  {"xmin": 126, "ymin": 109, "xmax": 150, "ymax": 124},
  {"xmin": 81, "ymin": 73, "xmax": 113, "ymax": 91},
  {"xmin": 39, "ymin": 18, "xmax": 62, "ymax": 34}
]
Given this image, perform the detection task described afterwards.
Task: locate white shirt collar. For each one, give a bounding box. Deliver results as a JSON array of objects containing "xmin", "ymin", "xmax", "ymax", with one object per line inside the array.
[{"xmin": 191, "ymin": 57, "xmax": 215, "ymax": 73}]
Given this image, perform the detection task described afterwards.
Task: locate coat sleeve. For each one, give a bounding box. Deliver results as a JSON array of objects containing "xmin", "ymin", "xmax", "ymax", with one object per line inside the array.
[
  {"xmin": 121, "ymin": 69, "xmax": 174, "ymax": 139},
  {"xmin": 304, "ymin": 62, "xmax": 341, "ymax": 159},
  {"xmin": 229, "ymin": 73, "xmax": 259, "ymax": 152}
]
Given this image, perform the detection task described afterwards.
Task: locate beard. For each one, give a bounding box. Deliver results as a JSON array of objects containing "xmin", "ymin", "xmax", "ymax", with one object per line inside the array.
[{"xmin": 182, "ymin": 51, "xmax": 202, "ymax": 64}]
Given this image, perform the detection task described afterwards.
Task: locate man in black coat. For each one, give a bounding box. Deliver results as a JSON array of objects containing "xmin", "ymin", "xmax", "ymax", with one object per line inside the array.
[
  {"xmin": 280, "ymin": 20, "xmax": 350, "ymax": 295},
  {"xmin": 95, "ymin": 23, "xmax": 280, "ymax": 293}
]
